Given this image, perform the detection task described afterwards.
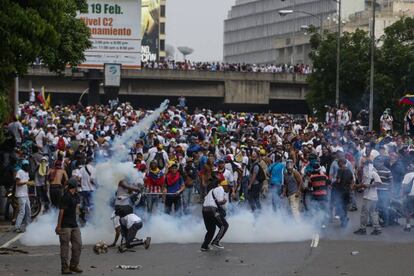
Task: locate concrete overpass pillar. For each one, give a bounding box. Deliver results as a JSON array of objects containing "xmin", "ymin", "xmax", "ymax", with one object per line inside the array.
[
  {"xmin": 87, "ymin": 69, "xmax": 101, "ymax": 106},
  {"xmin": 224, "ymin": 80, "xmax": 270, "ymax": 104}
]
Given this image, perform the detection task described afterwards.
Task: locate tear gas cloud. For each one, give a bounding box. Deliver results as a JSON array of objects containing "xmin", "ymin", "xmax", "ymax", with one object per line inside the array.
[
  {"xmin": 21, "ymin": 99, "xmax": 316, "ymax": 246},
  {"xmin": 111, "ymin": 100, "xmax": 170, "ymax": 162}
]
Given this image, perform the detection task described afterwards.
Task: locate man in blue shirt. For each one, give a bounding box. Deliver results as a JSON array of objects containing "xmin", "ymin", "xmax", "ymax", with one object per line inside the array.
[{"xmin": 268, "ymin": 154, "xmax": 285, "ymax": 211}]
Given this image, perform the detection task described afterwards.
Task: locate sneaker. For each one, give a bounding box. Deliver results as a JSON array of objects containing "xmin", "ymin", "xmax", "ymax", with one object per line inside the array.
[
  {"xmin": 61, "ymin": 267, "xmax": 72, "ymax": 274},
  {"xmin": 370, "ymin": 229, "xmax": 382, "ymax": 236},
  {"xmin": 211, "ymin": 242, "xmax": 224, "ymax": 249},
  {"xmin": 118, "ymin": 245, "xmax": 126, "ymax": 253},
  {"xmin": 69, "ymin": 266, "xmax": 83, "ymax": 273},
  {"xmin": 144, "ymin": 237, "xmax": 151, "ymax": 250},
  {"xmin": 348, "ymin": 206, "xmax": 358, "ymax": 212},
  {"xmin": 403, "ymin": 225, "xmax": 412, "ymax": 232},
  {"xmin": 200, "ymin": 246, "xmax": 210, "ymax": 252},
  {"xmin": 353, "ymin": 228, "xmax": 367, "ymax": 235},
  {"xmin": 13, "ymin": 228, "xmax": 24, "ymax": 233}
]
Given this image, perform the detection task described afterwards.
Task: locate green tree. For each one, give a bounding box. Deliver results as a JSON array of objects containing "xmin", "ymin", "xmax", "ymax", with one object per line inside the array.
[
  {"xmin": 307, "ymin": 17, "xmax": 414, "ymax": 130},
  {"xmin": 375, "ymin": 17, "xmax": 414, "ymax": 128},
  {"xmin": 307, "ymin": 29, "xmax": 371, "ymax": 119},
  {"xmin": 0, "ymin": 0, "xmax": 90, "ymax": 137}
]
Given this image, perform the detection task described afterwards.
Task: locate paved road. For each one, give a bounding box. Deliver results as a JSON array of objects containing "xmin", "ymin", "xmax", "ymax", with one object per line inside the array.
[
  {"xmin": 1, "ymin": 207, "xmax": 414, "ymax": 276},
  {"xmin": 1, "ymin": 238, "xmax": 414, "ymax": 276}
]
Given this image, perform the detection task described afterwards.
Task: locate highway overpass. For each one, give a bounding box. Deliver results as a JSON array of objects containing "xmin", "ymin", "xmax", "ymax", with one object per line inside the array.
[{"xmin": 19, "ymin": 67, "xmax": 310, "ymax": 113}]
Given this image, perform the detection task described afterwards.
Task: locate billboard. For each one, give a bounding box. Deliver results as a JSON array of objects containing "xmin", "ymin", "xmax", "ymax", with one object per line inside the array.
[
  {"xmin": 141, "ymin": 0, "xmax": 160, "ymax": 62},
  {"xmin": 78, "ymin": 0, "xmax": 142, "ymax": 69}
]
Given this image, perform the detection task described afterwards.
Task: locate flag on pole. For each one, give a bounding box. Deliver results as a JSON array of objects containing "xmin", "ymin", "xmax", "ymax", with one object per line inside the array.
[
  {"xmin": 36, "ymin": 87, "xmax": 45, "ymax": 104},
  {"xmin": 399, "ymin": 94, "xmax": 414, "ymax": 106},
  {"xmin": 45, "ymin": 93, "xmax": 51, "ymax": 109}
]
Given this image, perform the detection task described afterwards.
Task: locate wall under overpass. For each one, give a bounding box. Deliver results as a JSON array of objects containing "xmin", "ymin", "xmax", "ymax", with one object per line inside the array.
[{"xmin": 19, "ymin": 67, "xmax": 310, "ymax": 113}]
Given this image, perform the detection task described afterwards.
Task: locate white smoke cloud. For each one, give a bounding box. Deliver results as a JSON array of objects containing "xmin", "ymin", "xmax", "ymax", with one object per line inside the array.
[
  {"xmin": 21, "ymin": 99, "xmax": 316, "ymax": 247},
  {"xmin": 111, "ymin": 100, "xmax": 169, "ymax": 162},
  {"xmin": 21, "ymin": 101, "xmax": 169, "ymax": 246}
]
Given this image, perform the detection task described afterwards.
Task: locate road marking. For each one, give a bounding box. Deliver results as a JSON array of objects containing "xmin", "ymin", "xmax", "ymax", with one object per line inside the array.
[
  {"xmin": 0, "ymin": 233, "xmax": 23, "ymax": 248},
  {"xmin": 310, "ymin": 233, "xmax": 320, "ymax": 248}
]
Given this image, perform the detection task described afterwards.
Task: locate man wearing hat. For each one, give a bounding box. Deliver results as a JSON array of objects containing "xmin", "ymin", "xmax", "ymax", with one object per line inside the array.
[{"xmin": 55, "ymin": 178, "xmax": 83, "ymax": 274}]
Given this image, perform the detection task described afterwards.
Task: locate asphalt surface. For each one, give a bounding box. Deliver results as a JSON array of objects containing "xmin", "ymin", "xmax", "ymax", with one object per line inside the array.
[{"xmin": 1, "ymin": 214, "xmax": 414, "ymax": 276}]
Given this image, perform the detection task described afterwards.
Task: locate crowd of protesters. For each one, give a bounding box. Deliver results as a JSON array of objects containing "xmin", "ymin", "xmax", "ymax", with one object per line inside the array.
[
  {"xmin": 142, "ymin": 60, "xmax": 313, "ymax": 74},
  {"xmin": 2, "ymin": 96, "xmax": 414, "ymax": 239}
]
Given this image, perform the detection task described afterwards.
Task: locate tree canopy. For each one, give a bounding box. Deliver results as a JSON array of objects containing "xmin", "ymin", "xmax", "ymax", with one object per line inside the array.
[
  {"xmin": 307, "ymin": 17, "xmax": 414, "ymax": 130},
  {"xmin": 0, "ymin": 0, "xmax": 91, "ymax": 133}
]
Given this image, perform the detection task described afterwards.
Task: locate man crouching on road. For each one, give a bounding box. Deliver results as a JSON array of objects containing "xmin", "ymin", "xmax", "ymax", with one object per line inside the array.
[{"xmin": 55, "ymin": 179, "xmax": 83, "ymax": 274}]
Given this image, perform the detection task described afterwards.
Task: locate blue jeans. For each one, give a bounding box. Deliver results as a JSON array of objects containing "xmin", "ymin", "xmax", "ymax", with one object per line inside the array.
[
  {"xmin": 80, "ymin": 191, "xmax": 93, "ymax": 211},
  {"xmin": 147, "ymin": 194, "xmax": 159, "ymax": 214},
  {"xmin": 182, "ymin": 186, "xmax": 193, "ymax": 214},
  {"xmin": 310, "ymin": 198, "xmax": 329, "ymax": 226},
  {"xmin": 239, "ymin": 176, "xmax": 249, "ymax": 200},
  {"xmin": 332, "ymin": 189, "xmax": 350, "ymax": 227},
  {"xmin": 15, "ymin": 196, "xmax": 31, "ymax": 230},
  {"xmin": 377, "ymin": 189, "xmax": 390, "ymax": 226},
  {"xmin": 269, "ymin": 185, "xmax": 283, "ymax": 212}
]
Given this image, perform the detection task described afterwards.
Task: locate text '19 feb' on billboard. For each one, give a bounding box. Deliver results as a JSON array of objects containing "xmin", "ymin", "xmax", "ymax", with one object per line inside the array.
[{"xmin": 78, "ymin": 0, "xmax": 142, "ymax": 69}]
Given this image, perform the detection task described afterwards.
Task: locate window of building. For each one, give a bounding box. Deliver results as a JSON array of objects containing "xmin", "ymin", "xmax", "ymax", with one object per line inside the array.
[
  {"xmin": 160, "ymin": 39, "xmax": 165, "ymax": 51},
  {"xmin": 160, "ymin": 5, "xmax": 166, "ymax": 17},
  {"xmin": 160, "ymin": 22, "xmax": 165, "ymax": 34}
]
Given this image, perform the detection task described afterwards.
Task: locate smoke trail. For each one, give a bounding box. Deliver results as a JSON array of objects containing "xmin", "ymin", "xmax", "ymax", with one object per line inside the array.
[{"xmin": 111, "ymin": 100, "xmax": 169, "ymax": 162}]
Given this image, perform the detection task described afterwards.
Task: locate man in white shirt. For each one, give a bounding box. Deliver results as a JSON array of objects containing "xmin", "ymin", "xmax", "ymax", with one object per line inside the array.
[
  {"xmin": 31, "ymin": 124, "xmax": 46, "ymax": 151},
  {"xmin": 354, "ymin": 160, "xmax": 382, "ymax": 235},
  {"xmin": 14, "ymin": 160, "xmax": 32, "ymax": 232},
  {"xmin": 380, "ymin": 110, "xmax": 393, "ymax": 133},
  {"xmin": 402, "ymin": 166, "xmax": 414, "ymax": 232},
  {"xmin": 201, "ymin": 180, "xmax": 229, "ymax": 251},
  {"xmin": 78, "ymin": 158, "xmax": 96, "ymax": 222},
  {"xmin": 116, "ymin": 206, "xmax": 150, "ymax": 252}
]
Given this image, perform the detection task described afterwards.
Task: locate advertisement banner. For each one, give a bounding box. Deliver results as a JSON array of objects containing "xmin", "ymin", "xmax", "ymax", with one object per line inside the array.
[
  {"xmin": 78, "ymin": 0, "xmax": 142, "ymax": 69},
  {"xmin": 104, "ymin": 63, "xmax": 121, "ymax": 87},
  {"xmin": 141, "ymin": 0, "xmax": 160, "ymax": 62}
]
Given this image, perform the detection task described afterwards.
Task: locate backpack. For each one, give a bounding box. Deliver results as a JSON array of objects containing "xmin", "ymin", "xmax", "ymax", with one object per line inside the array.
[
  {"xmin": 154, "ymin": 151, "xmax": 165, "ymax": 170},
  {"xmin": 254, "ymin": 162, "xmax": 266, "ymax": 183},
  {"xmin": 230, "ymin": 161, "xmax": 243, "ymax": 176},
  {"xmin": 56, "ymin": 136, "xmax": 66, "ymax": 151}
]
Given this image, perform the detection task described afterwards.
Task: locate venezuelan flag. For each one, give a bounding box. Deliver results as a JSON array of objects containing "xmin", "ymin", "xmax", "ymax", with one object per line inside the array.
[{"xmin": 399, "ymin": 94, "xmax": 414, "ymax": 105}]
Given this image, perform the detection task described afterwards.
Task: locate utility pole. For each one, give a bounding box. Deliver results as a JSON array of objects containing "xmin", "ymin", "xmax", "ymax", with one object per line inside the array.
[
  {"xmin": 369, "ymin": 0, "xmax": 376, "ymax": 131},
  {"xmin": 335, "ymin": 0, "xmax": 341, "ymax": 107}
]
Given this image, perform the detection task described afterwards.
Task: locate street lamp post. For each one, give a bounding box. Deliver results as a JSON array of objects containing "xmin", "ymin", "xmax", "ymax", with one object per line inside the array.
[
  {"xmin": 369, "ymin": 0, "xmax": 376, "ymax": 131},
  {"xmin": 281, "ymin": 0, "xmax": 341, "ymax": 107},
  {"xmin": 335, "ymin": 0, "xmax": 341, "ymax": 107},
  {"xmin": 278, "ymin": 10, "xmax": 324, "ymax": 35}
]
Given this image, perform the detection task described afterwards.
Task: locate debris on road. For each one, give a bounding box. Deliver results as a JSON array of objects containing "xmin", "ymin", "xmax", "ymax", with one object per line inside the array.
[
  {"xmin": 94, "ymin": 240, "xmax": 108, "ymax": 254},
  {"xmin": 116, "ymin": 265, "xmax": 143, "ymax": 270},
  {"xmin": 0, "ymin": 248, "xmax": 29, "ymax": 255},
  {"xmin": 351, "ymin": 251, "xmax": 360, "ymax": 256}
]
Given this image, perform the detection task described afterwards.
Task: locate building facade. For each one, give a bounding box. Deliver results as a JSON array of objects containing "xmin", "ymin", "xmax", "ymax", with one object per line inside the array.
[
  {"xmin": 141, "ymin": 0, "xmax": 166, "ymax": 62},
  {"xmin": 223, "ymin": 0, "xmax": 337, "ymax": 65},
  {"xmin": 340, "ymin": 0, "xmax": 414, "ymax": 40}
]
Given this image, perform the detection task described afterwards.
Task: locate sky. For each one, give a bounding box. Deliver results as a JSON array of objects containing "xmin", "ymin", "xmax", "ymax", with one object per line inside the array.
[{"xmin": 166, "ymin": 0, "xmax": 236, "ymax": 62}]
